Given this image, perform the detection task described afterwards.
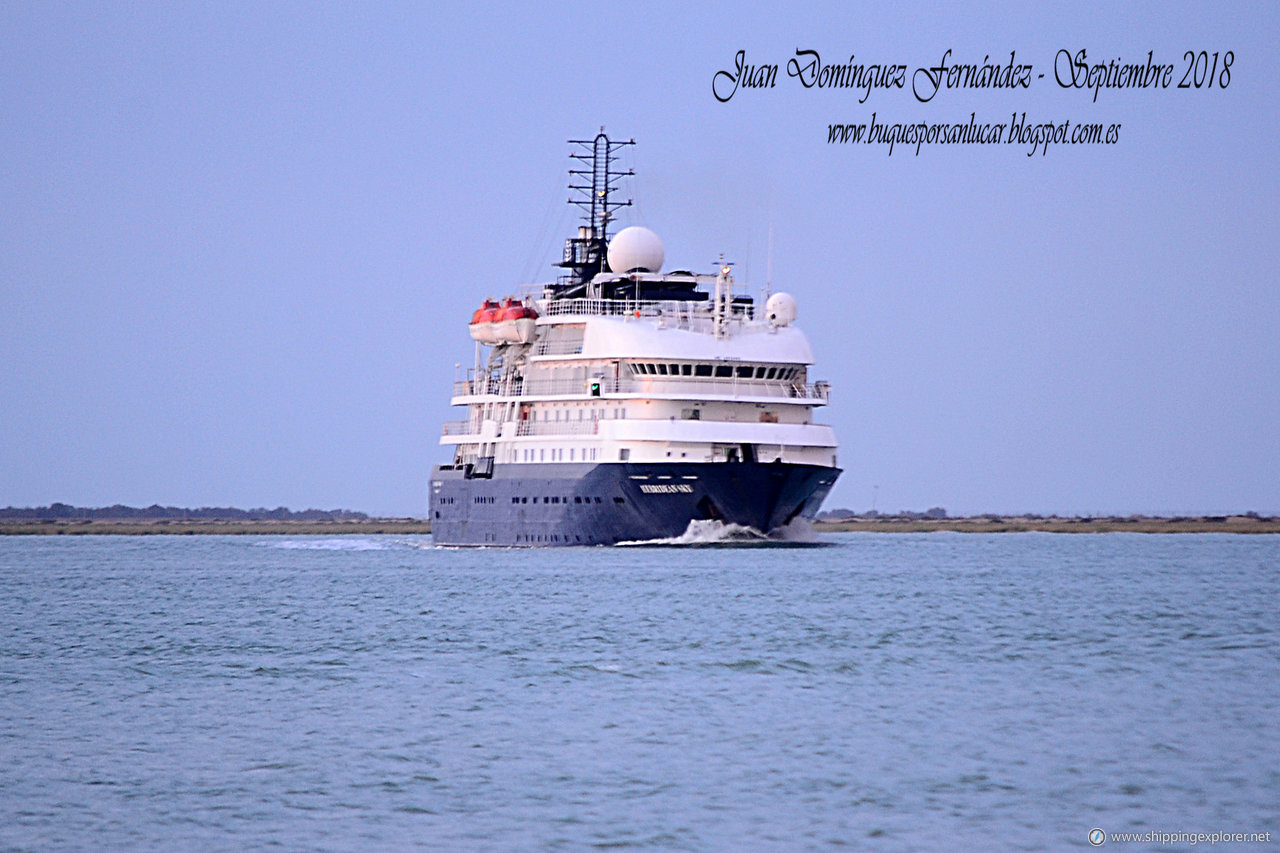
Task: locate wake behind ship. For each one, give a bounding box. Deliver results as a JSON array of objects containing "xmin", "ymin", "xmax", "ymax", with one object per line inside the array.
[{"xmin": 429, "ymin": 131, "xmax": 840, "ymax": 546}]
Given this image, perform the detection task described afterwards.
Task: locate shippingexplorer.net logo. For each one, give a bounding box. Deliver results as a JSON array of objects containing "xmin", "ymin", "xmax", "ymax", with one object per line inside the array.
[{"xmin": 1089, "ymin": 827, "xmax": 1273, "ymax": 846}]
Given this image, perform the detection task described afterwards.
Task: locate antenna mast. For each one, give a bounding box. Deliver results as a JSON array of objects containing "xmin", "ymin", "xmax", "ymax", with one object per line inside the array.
[
  {"xmin": 764, "ymin": 222, "xmax": 775, "ymax": 302},
  {"xmin": 557, "ymin": 128, "xmax": 634, "ymax": 291}
]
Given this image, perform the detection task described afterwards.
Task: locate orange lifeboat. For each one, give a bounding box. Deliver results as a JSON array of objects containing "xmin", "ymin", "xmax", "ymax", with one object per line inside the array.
[
  {"xmin": 495, "ymin": 298, "xmax": 540, "ymax": 344},
  {"xmin": 468, "ymin": 299, "xmax": 501, "ymax": 345}
]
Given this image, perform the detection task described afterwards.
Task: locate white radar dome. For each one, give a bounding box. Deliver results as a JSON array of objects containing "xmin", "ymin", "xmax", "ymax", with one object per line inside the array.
[
  {"xmin": 607, "ymin": 226, "xmax": 664, "ymax": 274},
  {"xmin": 765, "ymin": 292, "xmax": 798, "ymax": 327}
]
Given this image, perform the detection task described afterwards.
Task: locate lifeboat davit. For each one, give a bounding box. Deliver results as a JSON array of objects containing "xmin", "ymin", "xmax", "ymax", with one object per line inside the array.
[
  {"xmin": 468, "ymin": 299, "xmax": 501, "ymax": 345},
  {"xmin": 494, "ymin": 298, "xmax": 540, "ymax": 344}
]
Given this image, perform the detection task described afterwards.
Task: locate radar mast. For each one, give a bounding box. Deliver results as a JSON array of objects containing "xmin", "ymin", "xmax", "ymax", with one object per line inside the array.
[{"xmin": 556, "ymin": 129, "xmax": 634, "ymax": 293}]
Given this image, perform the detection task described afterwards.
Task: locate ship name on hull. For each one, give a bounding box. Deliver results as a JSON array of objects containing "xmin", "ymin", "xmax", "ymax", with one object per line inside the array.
[{"xmin": 638, "ymin": 484, "xmax": 695, "ymax": 494}]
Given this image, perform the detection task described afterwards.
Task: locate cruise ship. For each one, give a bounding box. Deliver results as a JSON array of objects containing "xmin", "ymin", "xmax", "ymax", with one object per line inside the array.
[{"xmin": 429, "ymin": 131, "xmax": 840, "ymax": 545}]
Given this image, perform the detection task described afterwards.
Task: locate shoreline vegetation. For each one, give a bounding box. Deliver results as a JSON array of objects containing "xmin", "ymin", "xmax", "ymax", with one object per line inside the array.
[
  {"xmin": 0, "ymin": 518, "xmax": 434, "ymax": 535},
  {"xmin": 1, "ymin": 505, "xmax": 1277, "ymax": 535}
]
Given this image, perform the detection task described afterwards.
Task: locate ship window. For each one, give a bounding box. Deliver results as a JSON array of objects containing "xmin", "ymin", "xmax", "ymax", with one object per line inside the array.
[
  {"xmin": 736, "ymin": 365, "xmax": 753, "ymax": 378},
  {"xmin": 574, "ymin": 496, "xmax": 581, "ymax": 504},
  {"xmin": 669, "ymin": 364, "xmax": 680, "ymax": 375},
  {"xmin": 714, "ymin": 365, "xmax": 732, "ymax": 378},
  {"xmin": 614, "ymin": 497, "xmax": 625, "ymax": 504},
  {"xmin": 619, "ymin": 448, "xmax": 630, "ymax": 461},
  {"xmin": 539, "ymin": 449, "xmax": 545, "ymax": 461},
  {"xmin": 695, "ymin": 364, "xmax": 712, "ymax": 377},
  {"xmin": 755, "ymin": 366, "xmax": 767, "ymax": 378},
  {"xmin": 552, "ymin": 497, "xmax": 559, "ymax": 504},
  {"xmin": 656, "ymin": 364, "xmax": 668, "ymax": 375},
  {"xmin": 681, "ymin": 364, "xmax": 692, "ymax": 375},
  {"xmin": 765, "ymin": 367, "xmax": 777, "ymax": 379},
  {"xmin": 569, "ymin": 449, "xmax": 574, "ymax": 461}
]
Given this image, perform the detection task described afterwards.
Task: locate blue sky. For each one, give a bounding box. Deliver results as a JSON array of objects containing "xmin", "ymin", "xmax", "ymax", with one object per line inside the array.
[{"xmin": 2, "ymin": 2, "xmax": 1276, "ymax": 517}]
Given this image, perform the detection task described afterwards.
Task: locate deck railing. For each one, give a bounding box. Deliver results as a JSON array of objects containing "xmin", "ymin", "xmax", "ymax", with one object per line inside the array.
[
  {"xmin": 450, "ymin": 376, "xmax": 830, "ymax": 402},
  {"xmin": 440, "ymin": 419, "xmax": 475, "ymax": 436},
  {"xmin": 531, "ymin": 338, "xmax": 585, "ymax": 356},
  {"xmin": 539, "ymin": 297, "xmax": 754, "ymax": 323},
  {"xmin": 513, "ymin": 420, "xmax": 600, "ymax": 437}
]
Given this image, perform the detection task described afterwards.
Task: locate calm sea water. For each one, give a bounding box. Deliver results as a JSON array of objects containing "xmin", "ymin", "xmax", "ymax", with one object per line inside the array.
[{"xmin": 1, "ymin": 533, "xmax": 1277, "ymax": 851}]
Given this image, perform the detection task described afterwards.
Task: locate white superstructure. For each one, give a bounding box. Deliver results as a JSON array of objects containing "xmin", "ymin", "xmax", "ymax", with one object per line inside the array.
[{"xmin": 443, "ymin": 261, "xmax": 837, "ymax": 471}]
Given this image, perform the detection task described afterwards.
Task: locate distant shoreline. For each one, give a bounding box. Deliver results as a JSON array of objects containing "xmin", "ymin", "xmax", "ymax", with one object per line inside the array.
[
  {"xmin": 0, "ymin": 518, "xmax": 433, "ymax": 536},
  {"xmin": 2, "ymin": 515, "xmax": 1277, "ymax": 536},
  {"xmin": 812, "ymin": 515, "xmax": 1280, "ymax": 534}
]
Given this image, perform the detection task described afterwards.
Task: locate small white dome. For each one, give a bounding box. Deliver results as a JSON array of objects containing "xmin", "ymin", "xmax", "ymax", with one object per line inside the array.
[
  {"xmin": 766, "ymin": 292, "xmax": 798, "ymax": 326},
  {"xmin": 607, "ymin": 226, "xmax": 664, "ymax": 274}
]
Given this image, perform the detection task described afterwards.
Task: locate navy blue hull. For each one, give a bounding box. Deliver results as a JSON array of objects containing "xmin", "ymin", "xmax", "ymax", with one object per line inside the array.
[{"xmin": 429, "ymin": 462, "xmax": 841, "ymax": 546}]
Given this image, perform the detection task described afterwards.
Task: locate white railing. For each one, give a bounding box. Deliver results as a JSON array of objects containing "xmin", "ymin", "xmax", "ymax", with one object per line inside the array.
[
  {"xmin": 441, "ymin": 419, "xmax": 475, "ymax": 436},
  {"xmin": 625, "ymin": 377, "xmax": 830, "ymax": 402},
  {"xmin": 451, "ymin": 376, "xmax": 830, "ymax": 402},
  {"xmin": 539, "ymin": 297, "xmax": 755, "ymax": 322},
  {"xmin": 532, "ymin": 338, "xmax": 584, "ymax": 356},
  {"xmin": 440, "ymin": 419, "xmax": 598, "ymax": 440},
  {"xmin": 513, "ymin": 420, "xmax": 600, "ymax": 437}
]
